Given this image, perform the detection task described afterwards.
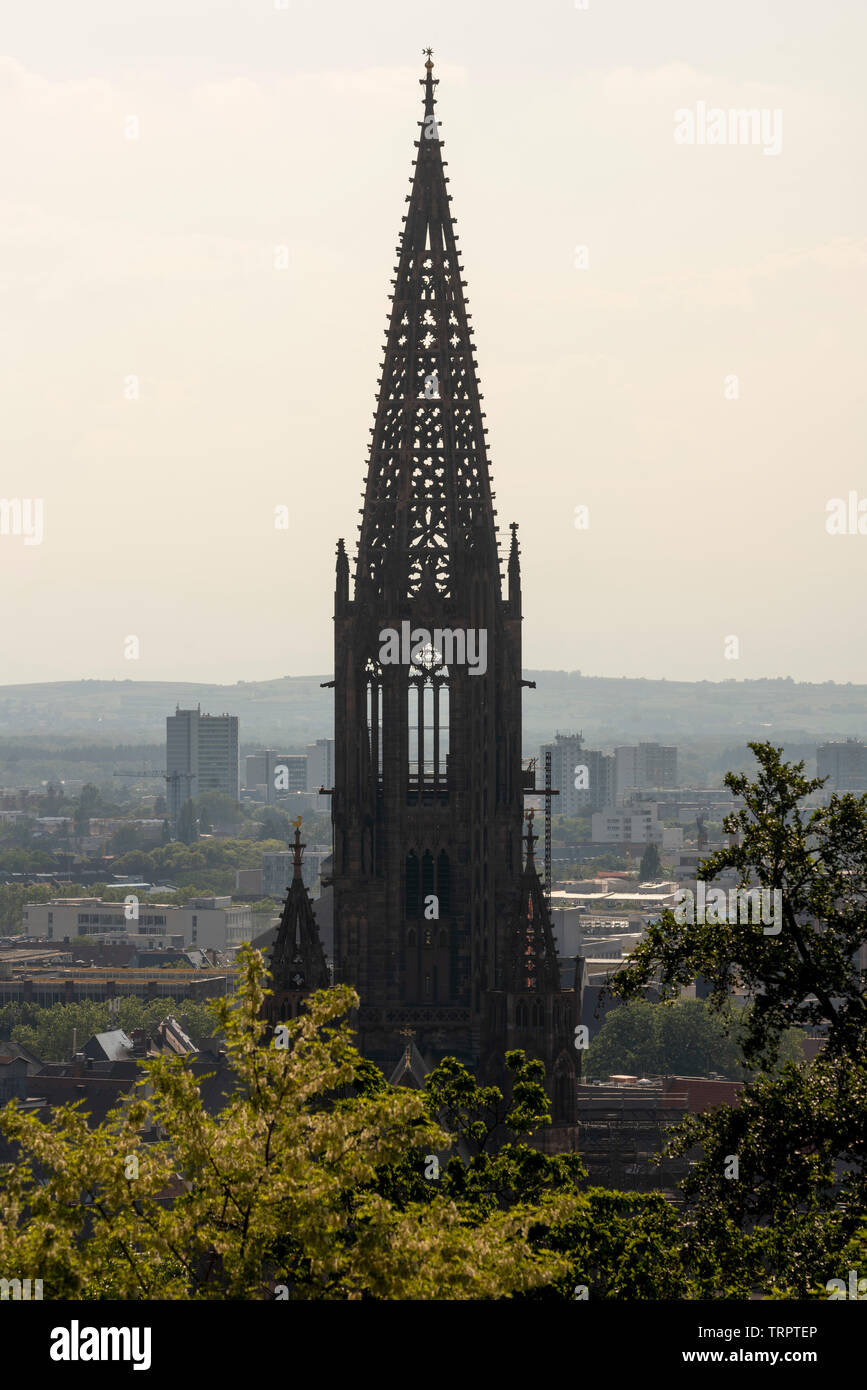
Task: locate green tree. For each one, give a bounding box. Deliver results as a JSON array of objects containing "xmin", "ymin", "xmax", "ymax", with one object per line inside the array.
[
  {"xmin": 42, "ymin": 784, "xmax": 66, "ymax": 815},
  {"xmin": 584, "ymin": 998, "xmax": 803, "ymax": 1081},
  {"xmin": 7, "ymin": 995, "xmax": 219, "ymax": 1061},
  {"xmin": 614, "ymin": 744, "xmax": 867, "ymax": 1064},
  {"xmin": 175, "ymin": 799, "xmax": 198, "ymax": 846},
  {"xmin": 196, "ymin": 790, "xmax": 241, "ymax": 829},
  {"xmin": 109, "ymin": 824, "xmax": 141, "ymax": 855},
  {"xmin": 355, "ymin": 1038, "xmax": 702, "ymax": 1299},
  {"xmin": 610, "ymin": 743, "xmax": 867, "ymax": 1295},
  {"xmin": 74, "ymin": 784, "xmax": 101, "ymax": 838},
  {"xmin": 257, "ymin": 808, "xmax": 290, "ymax": 842},
  {"xmin": 638, "ymin": 842, "xmax": 662, "ymax": 881},
  {"xmin": 0, "ymin": 947, "xmax": 580, "ymax": 1299}
]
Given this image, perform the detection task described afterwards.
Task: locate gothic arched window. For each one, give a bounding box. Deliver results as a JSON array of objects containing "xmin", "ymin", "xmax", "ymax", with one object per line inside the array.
[
  {"xmin": 408, "ymin": 644, "xmax": 449, "ymax": 783},
  {"xmin": 405, "ymin": 851, "xmax": 420, "ymax": 918},
  {"xmin": 365, "ymin": 658, "xmax": 383, "ymax": 776},
  {"xmin": 421, "ymin": 850, "xmax": 435, "ymax": 906},
  {"xmin": 436, "ymin": 850, "xmax": 451, "ymax": 915}
]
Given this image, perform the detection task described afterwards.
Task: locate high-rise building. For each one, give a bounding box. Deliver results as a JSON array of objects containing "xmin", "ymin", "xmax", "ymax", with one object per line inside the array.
[
  {"xmin": 166, "ymin": 706, "xmax": 240, "ymax": 822},
  {"xmin": 817, "ymin": 738, "xmax": 867, "ymax": 791},
  {"xmin": 614, "ymin": 742, "xmax": 677, "ymax": 797},
  {"xmin": 328, "ymin": 57, "xmax": 577, "ymax": 1119},
  {"xmin": 245, "ymin": 751, "xmax": 307, "ymax": 802},
  {"xmin": 539, "ymin": 733, "xmax": 614, "ymax": 815}
]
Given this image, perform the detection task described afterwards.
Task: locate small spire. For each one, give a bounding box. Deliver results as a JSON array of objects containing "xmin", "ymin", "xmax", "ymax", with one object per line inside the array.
[
  {"xmin": 335, "ymin": 537, "xmax": 349, "ymax": 604},
  {"xmin": 508, "ymin": 521, "xmax": 521, "ymax": 601},
  {"xmin": 290, "ymin": 818, "xmax": 305, "ymax": 881},
  {"xmin": 421, "ymin": 46, "xmax": 437, "ymax": 121}
]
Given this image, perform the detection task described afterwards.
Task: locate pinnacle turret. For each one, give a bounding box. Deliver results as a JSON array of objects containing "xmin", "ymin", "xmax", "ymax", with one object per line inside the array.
[{"xmin": 265, "ymin": 824, "xmax": 330, "ymax": 1023}]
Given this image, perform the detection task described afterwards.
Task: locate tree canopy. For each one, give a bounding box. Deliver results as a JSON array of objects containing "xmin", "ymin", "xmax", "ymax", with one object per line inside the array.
[{"xmin": 609, "ymin": 743, "xmax": 867, "ymax": 1294}]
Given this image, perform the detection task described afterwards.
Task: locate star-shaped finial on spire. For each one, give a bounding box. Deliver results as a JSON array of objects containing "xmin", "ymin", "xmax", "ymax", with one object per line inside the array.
[{"xmin": 423, "ymin": 47, "xmax": 434, "ymax": 59}]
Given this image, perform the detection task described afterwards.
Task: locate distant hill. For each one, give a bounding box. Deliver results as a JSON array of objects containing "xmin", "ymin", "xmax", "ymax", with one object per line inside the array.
[{"xmin": 1, "ymin": 674, "xmax": 865, "ymax": 752}]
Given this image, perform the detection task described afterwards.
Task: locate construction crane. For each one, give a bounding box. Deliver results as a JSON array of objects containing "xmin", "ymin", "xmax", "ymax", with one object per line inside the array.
[
  {"xmin": 113, "ymin": 768, "xmax": 194, "ymax": 792},
  {"xmin": 113, "ymin": 769, "xmax": 195, "ymax": 825}
]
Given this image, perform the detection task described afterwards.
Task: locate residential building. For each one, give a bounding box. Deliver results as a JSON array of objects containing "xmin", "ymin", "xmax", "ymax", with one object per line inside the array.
[
  {"xmin": 613, "ymin": 743, "xmax": 678, "ymax": 797},
  {"xmin": 538, "ymin": 733, "xmax": 614, "ymax": 815},
  {"xmin": 592, "ymin": 806, "xmax": 659, "ymax": 844}
]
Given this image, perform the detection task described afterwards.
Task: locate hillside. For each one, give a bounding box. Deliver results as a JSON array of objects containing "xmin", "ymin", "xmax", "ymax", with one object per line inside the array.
[{"xmin": 0, "ymin": 674, "xmax": 865, "ymax": 752}]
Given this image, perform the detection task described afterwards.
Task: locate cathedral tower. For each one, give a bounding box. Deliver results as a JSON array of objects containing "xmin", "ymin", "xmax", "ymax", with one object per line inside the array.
[{"xmin": 330, "ymin": 56, "xmax": 577, "ymax": 1116}]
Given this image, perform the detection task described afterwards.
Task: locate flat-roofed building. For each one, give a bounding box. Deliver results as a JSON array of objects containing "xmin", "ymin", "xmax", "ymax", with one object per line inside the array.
[{"xmin": 22, "ymin": 897, "xmax": 254, "ymax": 952}]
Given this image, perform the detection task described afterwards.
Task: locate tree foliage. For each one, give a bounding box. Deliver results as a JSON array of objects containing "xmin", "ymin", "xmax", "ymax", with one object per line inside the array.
[
  {"xmin": 175, "ymin": 800, "xmax": 198, "ymax": 846},
  {"xmin": 0, "ymin": 947, "xmax": 584, "ymax": 1299},
  {"xmin": 1, "ymin": 996, "xmax": 218, "ymax": 1062},
  {"xmin": 609, "ymin": 743, "xmax": 867, "ymax": 1295},
  {"xmin": 584, "ymin": 998, "xmax": 804, "ymax": 1082},
  {"xmin": 638, "ymin": 842, "xmax": 662, "ymax": 881}
]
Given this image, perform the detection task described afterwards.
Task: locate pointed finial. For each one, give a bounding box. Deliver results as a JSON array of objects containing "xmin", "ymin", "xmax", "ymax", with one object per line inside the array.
[
  {"xmin": 291, "ymin": 821, "xmax": 305, "ymax": 881},
  {"xmin": 421, "ymin": 47, "xmax": 437, "ymax": 122}
]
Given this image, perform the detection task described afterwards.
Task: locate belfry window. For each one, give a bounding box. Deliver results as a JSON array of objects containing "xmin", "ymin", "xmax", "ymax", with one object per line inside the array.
[
  {"xmin": 405, "ymin": 848, "xmax": 450, "ymax": 921},
  {"xmin": 407, "ymin": 643, "xmax": 449, "ymax": 782}
]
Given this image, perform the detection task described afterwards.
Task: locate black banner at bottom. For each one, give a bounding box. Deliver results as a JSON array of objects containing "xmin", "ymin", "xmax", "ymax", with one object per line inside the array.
[{"xmin": 2, "ymin": 1296, "xmax": 860, "ymax": 1378}]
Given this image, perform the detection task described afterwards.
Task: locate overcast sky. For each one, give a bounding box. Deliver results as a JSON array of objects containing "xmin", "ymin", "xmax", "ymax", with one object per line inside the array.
[{"xmin": 1, "ymin": 0, "xmax": 864, "ymax": 685}]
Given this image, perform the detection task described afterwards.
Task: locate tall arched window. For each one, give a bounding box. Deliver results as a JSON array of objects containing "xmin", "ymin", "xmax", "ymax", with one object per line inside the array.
[
  {"xmin": 408, "ymin": 643, "xmax": 449, "ymax": 784},
  {"xmin": 365, "ymin": 658, "xmax": 383, "ymax": 776},
  {"xmin": 405, "ymin": 852, "xmax": 420, "ymax": 918},
  {"xmin": 437, "ymin": 850, "xmax": 451, "ymax": 916},
  {"xmin": 421, "ymin": 850, "xmax": 435, "ymax": 908}
]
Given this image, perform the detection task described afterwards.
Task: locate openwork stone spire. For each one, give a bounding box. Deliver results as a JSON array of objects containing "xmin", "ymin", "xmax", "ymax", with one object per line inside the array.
[{"xmin": 355, "ymin": 52, "xmax": 498, "ymax": 604}]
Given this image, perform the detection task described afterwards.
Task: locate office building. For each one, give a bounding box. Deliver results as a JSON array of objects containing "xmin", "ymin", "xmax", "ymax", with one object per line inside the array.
[{"xmin": 166, "ymin": 706, "xmax": 240, "ymax": 821}]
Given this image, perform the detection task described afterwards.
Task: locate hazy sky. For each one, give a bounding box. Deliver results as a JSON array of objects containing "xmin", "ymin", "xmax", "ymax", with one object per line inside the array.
[{"xmin": 1, "ymin": 0, "xmax": 865, "ymax": 685}]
